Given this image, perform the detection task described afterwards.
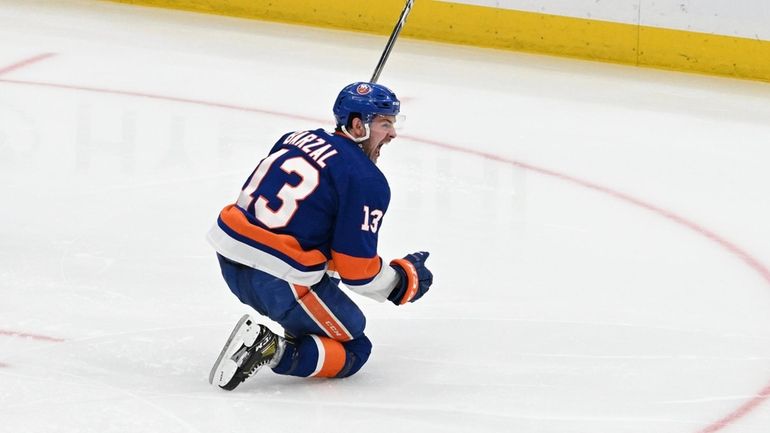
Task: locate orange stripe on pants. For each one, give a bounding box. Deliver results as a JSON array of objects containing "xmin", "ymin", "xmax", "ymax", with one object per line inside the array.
[
  {"xmin": 311, "ymin": 335, "xmax": 347, "ymax": 378},
  {"xmin": 292, "ymin": 284, "xmax": 353, "ymax": 342}
]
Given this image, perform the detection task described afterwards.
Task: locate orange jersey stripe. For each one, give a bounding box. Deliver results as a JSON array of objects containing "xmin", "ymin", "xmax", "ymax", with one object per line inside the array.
[
  {"xmin": 293, "ymin": 284, "xmax": 353, "ymax": 342},
  {"xmin": 331, "ymin": 250, "xmax": 381, "ymax": 282},
  {"xmin": 325, "ymin": 260, "xmax": 341, "ymax": 279},
  {"xmin": 219, "ymin": 204, "xmax": 327, "ymax": 267},
  {"xmin": 315, "ymin": 336, "xmax": 347, "ymax": 378},
  {"xmin": 326, "ymin": 260, "xmax": 337, "ymax": 273}
]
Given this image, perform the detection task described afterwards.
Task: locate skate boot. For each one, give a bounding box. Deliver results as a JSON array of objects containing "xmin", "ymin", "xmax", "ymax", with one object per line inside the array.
[{"xmin": 209, "ymin": 314, "xmax": 285, "ymax": 390}]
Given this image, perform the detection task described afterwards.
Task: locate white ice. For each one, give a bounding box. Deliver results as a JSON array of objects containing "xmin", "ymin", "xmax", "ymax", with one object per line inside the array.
[{"xmin": 2, "ymin": 1, "xmax": 770, "ymax": 432}]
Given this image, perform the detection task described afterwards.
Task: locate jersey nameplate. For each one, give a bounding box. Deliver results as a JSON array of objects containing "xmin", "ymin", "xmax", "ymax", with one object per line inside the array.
[{"xmin": 283, "ymin": 131, "xmax": 339, "ymax": 168}]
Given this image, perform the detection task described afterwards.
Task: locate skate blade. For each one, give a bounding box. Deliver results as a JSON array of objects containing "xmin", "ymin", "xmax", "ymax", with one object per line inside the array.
[
  {"xmin": 208, "ymin": 314, "xmax": 258, "ymax": 386},
  {"xmin": 212, "ymin": 359, "xmax": 238, "ymax": 387}
]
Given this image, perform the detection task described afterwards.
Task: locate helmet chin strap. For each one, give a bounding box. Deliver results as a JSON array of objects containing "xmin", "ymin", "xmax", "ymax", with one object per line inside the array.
[{"xmin": 341, "ymin": 124, "xmax": 370, "ymax": 144}]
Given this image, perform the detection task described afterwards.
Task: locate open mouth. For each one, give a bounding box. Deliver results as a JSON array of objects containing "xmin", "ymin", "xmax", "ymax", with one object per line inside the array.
[{"xmin": 376, "ymin": 141, "xmax": 387, "ymax": 157}]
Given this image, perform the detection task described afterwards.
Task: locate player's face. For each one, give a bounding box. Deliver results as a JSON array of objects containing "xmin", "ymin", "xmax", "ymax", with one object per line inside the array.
[{"xmin": 362, "ymin": 115, "xmax": 397, "ymax": 164}]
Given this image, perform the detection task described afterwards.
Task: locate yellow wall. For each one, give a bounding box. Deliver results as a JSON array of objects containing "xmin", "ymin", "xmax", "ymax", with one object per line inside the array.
[{"xmin": 107, "ymin": 0, "xmax": 770, "ymax": 82}]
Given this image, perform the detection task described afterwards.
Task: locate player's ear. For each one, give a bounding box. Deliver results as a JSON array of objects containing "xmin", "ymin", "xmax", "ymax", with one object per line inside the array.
[{"xmin": 351, "ymin": 117, "xmax": 366, "ymax": 137}]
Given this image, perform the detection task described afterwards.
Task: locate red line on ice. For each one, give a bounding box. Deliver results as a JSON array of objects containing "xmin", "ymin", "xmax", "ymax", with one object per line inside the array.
[
  {"xmin": 0, "ymin": 77, "xmax": 767, "ymax": 432},
  {"xmin": 405, "ymin": 138, "xmax": 770, "ymax": 433},
  {"xmin": 696, "ymin": 382, "xmax": 770, "ymax": 433},
  {"xmin": 0, "ymin": 53, "xmax": 56, "ymax": 76},
  {"xmin": 407, "ymin": 137, "xmax": 770, "ymax": 288},
  {"xmin": 0, "ymin": 78, "xmax": 320, "ymax": 123},
  {"xmin": 0, "ymin": 330, "xmax": 65, "ymax": 343}
]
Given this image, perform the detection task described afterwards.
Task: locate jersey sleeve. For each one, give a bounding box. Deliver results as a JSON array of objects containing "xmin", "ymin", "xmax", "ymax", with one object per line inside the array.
[{"xmin": 330, "ymin": 175, "xmax": 398, "ymax": 302}]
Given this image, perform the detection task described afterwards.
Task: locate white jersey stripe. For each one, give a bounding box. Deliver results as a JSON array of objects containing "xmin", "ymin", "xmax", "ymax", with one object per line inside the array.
[{"xmin": 207, "ymin": 223, "xmax": 325, "ymax": 286}]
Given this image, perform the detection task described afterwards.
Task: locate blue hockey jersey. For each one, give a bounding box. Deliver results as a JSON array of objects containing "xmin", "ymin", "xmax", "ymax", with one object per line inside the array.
[{"xmin": 207, "ymin": 128, "xmax": 399, "ymax": 301}]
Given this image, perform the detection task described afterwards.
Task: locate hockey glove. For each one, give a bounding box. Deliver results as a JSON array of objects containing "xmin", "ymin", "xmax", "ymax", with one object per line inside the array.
[{"xmin": 388, "ymin": 251, "xmax": 433, "ymax": 305}]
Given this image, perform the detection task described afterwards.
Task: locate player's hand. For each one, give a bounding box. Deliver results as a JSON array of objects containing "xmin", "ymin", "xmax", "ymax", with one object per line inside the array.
[{"xmin": 388, "ymin": 251, "xmax": 433, "ymax": 305}]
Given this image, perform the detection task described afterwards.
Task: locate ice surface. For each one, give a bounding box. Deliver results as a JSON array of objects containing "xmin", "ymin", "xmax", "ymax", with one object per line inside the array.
[{"xmin": 1, "ymin": 1, "xmax": 770, "ymax": 432}]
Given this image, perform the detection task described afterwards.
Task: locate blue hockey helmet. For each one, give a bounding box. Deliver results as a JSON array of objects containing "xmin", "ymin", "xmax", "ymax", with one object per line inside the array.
[{"xmin": 333, "ymin": 82, "xmax": 400, "ymax": 127}]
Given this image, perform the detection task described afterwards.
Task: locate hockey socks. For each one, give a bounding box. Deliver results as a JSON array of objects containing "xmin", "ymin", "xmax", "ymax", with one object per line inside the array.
[{"xmin": 272, "ymin": 334, "xmax": 372, "ymax": 378}]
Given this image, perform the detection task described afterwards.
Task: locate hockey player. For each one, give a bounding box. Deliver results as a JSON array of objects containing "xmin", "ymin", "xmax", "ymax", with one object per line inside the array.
[{"xmin": 207, "ymin": 82, "xmax": 434, "ymax": 390}]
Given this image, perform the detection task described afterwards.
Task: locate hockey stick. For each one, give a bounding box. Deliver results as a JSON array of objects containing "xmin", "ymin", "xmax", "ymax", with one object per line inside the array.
[{"xmin": 370, "ymin": 0, "xmax": 415, "ymax": 83}]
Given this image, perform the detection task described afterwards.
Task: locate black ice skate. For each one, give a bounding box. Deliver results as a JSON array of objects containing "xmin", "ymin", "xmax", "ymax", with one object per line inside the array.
[{"xmin": 209, "ymin": 314, "xmax": 285, "ymax": 391}]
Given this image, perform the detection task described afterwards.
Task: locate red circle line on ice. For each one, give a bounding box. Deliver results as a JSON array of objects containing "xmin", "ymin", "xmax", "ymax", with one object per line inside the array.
[
  {"xmin": 0, "ymin": 55, "xmax": 767, "ymax": 433},
  {"xmin": 0, "ymin": 330, "xmax": 65, "ymax": 343}
]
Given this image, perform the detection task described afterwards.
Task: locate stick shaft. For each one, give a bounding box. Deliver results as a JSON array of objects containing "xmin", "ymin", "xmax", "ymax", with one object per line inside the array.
[{"xmin": 370, "ymin": 0, "xmax": 414, "ymax": 83}]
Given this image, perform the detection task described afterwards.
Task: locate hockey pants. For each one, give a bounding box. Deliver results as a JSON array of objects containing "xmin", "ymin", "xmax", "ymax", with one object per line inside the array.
[{"xmin": 216, "ymin": 254, "xmax": 371, "ymax": 378}]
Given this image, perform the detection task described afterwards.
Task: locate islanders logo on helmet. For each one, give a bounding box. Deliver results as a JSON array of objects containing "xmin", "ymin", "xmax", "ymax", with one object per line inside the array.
[{"xmin": 333, "ymin": 82, "xmax": 400, "ymax": 127}]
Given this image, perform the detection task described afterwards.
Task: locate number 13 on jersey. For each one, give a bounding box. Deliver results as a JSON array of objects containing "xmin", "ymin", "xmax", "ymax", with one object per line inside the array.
[
  {"xmin": 361, "ymin": 205, "xmax": 383, "ymax": 233},
  {"xmin": 236, "ymin": 149, "xmax": 320, "ymax": 229}
]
